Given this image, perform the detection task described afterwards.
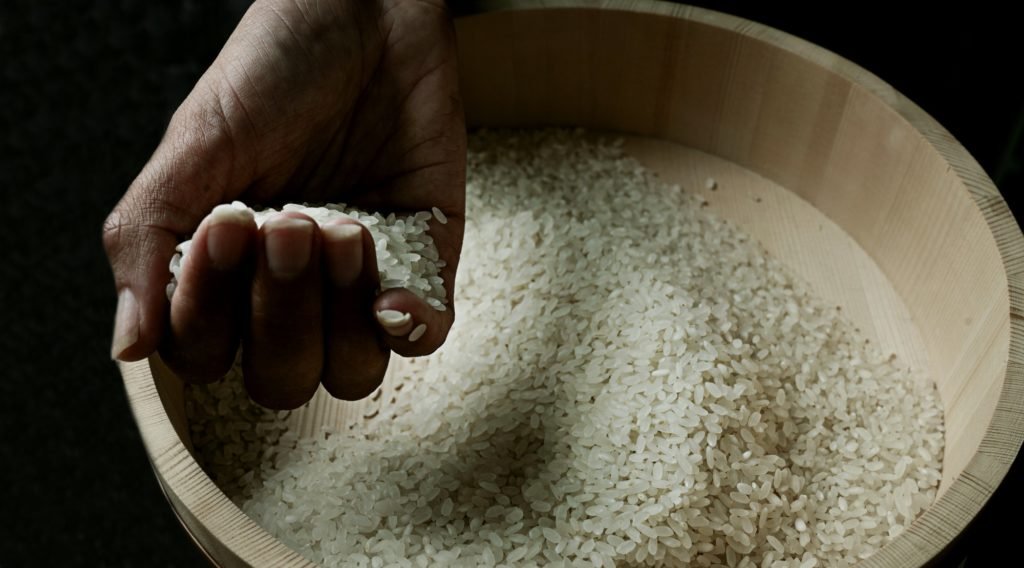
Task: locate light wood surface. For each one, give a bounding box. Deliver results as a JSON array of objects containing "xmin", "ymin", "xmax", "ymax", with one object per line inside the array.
[{"xmin": 119, "ymin": 2, "xmax": 1024, "ymax": 566}]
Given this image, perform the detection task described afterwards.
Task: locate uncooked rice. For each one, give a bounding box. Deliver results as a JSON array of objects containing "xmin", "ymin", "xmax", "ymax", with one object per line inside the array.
[
  {"xmin": 186, "ymin": 129, "xmax": 944, "ymax": 567},
  {"xmin": 167, "ymin": 201, "xmax": 448, "ymax": 309}
]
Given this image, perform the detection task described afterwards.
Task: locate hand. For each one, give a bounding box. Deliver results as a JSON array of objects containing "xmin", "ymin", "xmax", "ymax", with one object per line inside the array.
[{"xmin": 103, "ymin": 0, "xmax": 465, "ymax": 408}]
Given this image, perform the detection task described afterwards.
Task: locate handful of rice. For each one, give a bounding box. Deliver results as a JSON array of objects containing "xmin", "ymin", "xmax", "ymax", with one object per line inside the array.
[
  {"xmin": 167, "ymin": 201, "xmax": 449, "ymax": 310},
  {"xmin": 187, "ymin": 130, "xmax": 944, "ymax": 567}
]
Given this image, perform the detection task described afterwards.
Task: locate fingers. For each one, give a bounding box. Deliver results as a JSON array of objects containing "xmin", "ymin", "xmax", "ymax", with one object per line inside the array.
[
  {"xmin": 243, "ymin": 213, "xmax": 323, "ymax": 410},
  {"xmin": 320, "ymin": 220, "xmax": 391, "ymax": 401},
  {"xmin": 161, "ymin": 205, "xmax": 257, "ymax": 382},
  {"xmin": 373, "ymin": 286, "xmax": 455, "ymax": 358},
  {"xmin": 316, "ymin": 214, "xmax": 459, "ymax": 403},
  {"xmin": 371, "ymin": 205, "xmax": 463, "ymax": 360}
]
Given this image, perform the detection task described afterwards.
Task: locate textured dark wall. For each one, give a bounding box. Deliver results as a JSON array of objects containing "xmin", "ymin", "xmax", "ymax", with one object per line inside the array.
[
  {"xmin": 2, "ymin": 1, "xmax": 1019, "ymax": 566},
  {"xmin": 3, "ymin": 2, "xmax": 250, "ymax": 565}
]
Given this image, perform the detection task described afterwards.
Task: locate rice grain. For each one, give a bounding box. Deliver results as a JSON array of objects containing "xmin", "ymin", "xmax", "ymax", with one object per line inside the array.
[{"xmin": 186, "ymin": 130, "xmax": 944, "ymax": 567}]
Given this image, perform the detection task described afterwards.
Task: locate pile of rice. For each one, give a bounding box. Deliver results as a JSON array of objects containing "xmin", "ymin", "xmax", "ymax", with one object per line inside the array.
[
  {"xmin": 187, "ymin": 130, "xmax": 944, "ymax": 567},
  {"xmin": 168, "ymin": 201, "xmax": 449, "ymax": 310}
]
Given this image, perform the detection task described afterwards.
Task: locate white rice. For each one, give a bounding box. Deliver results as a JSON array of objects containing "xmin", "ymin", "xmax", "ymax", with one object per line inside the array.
[
  {"xmin": 186, "ymin": 129, "xmax": 944, "ymax": 567},
  {"xmin": 408, "ymin": 323, "xmax": 428, "ymax": 343},
  {"xmin": 167, "ymin": 202, "xmax": 447, "ymax": 309}
]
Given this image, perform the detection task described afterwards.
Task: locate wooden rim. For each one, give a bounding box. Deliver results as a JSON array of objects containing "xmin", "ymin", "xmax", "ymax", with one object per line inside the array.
[
  {"xmin": 151, "ymin": 461, "xmax": 222, "ymax": 568},
  {"xmin": 121, "ymin": 2, "xmax": 1024, "ymax": 566},
  {"xmin": 121, "ymin": 358, "xmax": 316, "ymax": 567}
]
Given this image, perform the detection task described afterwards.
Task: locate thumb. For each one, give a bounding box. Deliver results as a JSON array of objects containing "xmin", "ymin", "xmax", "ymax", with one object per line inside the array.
[
  {"xmin": 104, "ymin": 103, "xmax": 238, "ymax": 362},
  {"xmin": 103, "ymin": 193, "xmax": 179, "ymax": 362}
]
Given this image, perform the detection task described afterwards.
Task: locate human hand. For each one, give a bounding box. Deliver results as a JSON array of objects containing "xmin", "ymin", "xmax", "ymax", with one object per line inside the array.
[{"xmin": 103, "ymin": 0, "xmax": 465, "ymax": 408}]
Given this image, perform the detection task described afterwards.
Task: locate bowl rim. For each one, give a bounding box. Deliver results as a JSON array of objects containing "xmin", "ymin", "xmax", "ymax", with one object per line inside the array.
[{"xmin": 120, "ymin": 2, "xmax": 1024, "ymax": 566}]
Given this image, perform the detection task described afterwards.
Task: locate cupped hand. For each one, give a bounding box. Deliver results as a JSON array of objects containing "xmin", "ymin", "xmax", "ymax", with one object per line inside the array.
[{"xmin": 103, "ymin": 0, "xmax": 465, "ymax": 408}]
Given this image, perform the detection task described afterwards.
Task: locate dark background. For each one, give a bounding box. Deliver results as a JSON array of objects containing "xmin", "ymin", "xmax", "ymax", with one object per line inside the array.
[{"xmin": 2, "ymin": 1, "xmax": 1020, "ymax": 566}]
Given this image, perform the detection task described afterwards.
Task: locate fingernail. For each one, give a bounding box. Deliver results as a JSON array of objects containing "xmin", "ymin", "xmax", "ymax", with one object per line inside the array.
[
  {"xmin": 264, "ymin": 217, "xmax": 313, "ymax": 279},
  {"xmin": 206, "ymin": 205, "xmax": 253, "ymax": 270},
  {"xmin": 111, "ymin": 288, "xmax": 139, "ymax": 360},
  {"xmin": 376, "ymin": 309, "xmax": 412, "ymax": 336},
  {"xmin": 408, "ymin": 323, "xmax": 428, "ymax": 342},
  {"xmin": 322, "ymin": 223, "xmax": 363, "ymax": 286}
]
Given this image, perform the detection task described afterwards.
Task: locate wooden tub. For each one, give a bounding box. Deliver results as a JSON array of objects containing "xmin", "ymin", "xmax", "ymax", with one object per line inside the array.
[{"xmin": 119, "ymin": 2, "xmax": 1024, "ymax": 566}]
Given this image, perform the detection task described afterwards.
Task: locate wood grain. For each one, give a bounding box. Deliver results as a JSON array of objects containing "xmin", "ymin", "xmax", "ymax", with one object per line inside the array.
[{"xmin": 119, "ymin": 2, "xmax": 1024, "ymax": 566}]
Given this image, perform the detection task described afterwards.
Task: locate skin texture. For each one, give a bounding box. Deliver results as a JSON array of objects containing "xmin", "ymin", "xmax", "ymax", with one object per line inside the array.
[{"xmin": 103, "ymin": 0, "xmax": 466, "ymax": 409}]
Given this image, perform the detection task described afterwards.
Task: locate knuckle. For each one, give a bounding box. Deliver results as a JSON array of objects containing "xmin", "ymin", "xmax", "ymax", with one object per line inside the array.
[
  {"xmin": 400, "ymin": 341, "xmax": 440, "ymax": 358},
  {"xmin": 254, "ymin": 390, "xmax": 312, "ymax": 411},
  {"xmin": 101, "ymin": 209, "xmax": 127, "ymax": 259},
  {"xmin": 323, "ymin": 373, "xmax": 384, "ymax": 402},
  {"xmin": 159, "ymin": 325, "xmax": 240, "ymax": 384},
  {"xmin": 245, "ymin": 375, "xmax": 318, "ymax": 411},
  {"xmin": 323, "ymin": 344, "xmax": 389, "ymax": 401}
]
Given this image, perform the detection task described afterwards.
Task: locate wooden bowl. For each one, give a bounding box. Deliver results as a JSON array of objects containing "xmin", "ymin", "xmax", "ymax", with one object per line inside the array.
[{"xmin": 119, "ymin": 2, "xmax": 1024, "ymax": 566}]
